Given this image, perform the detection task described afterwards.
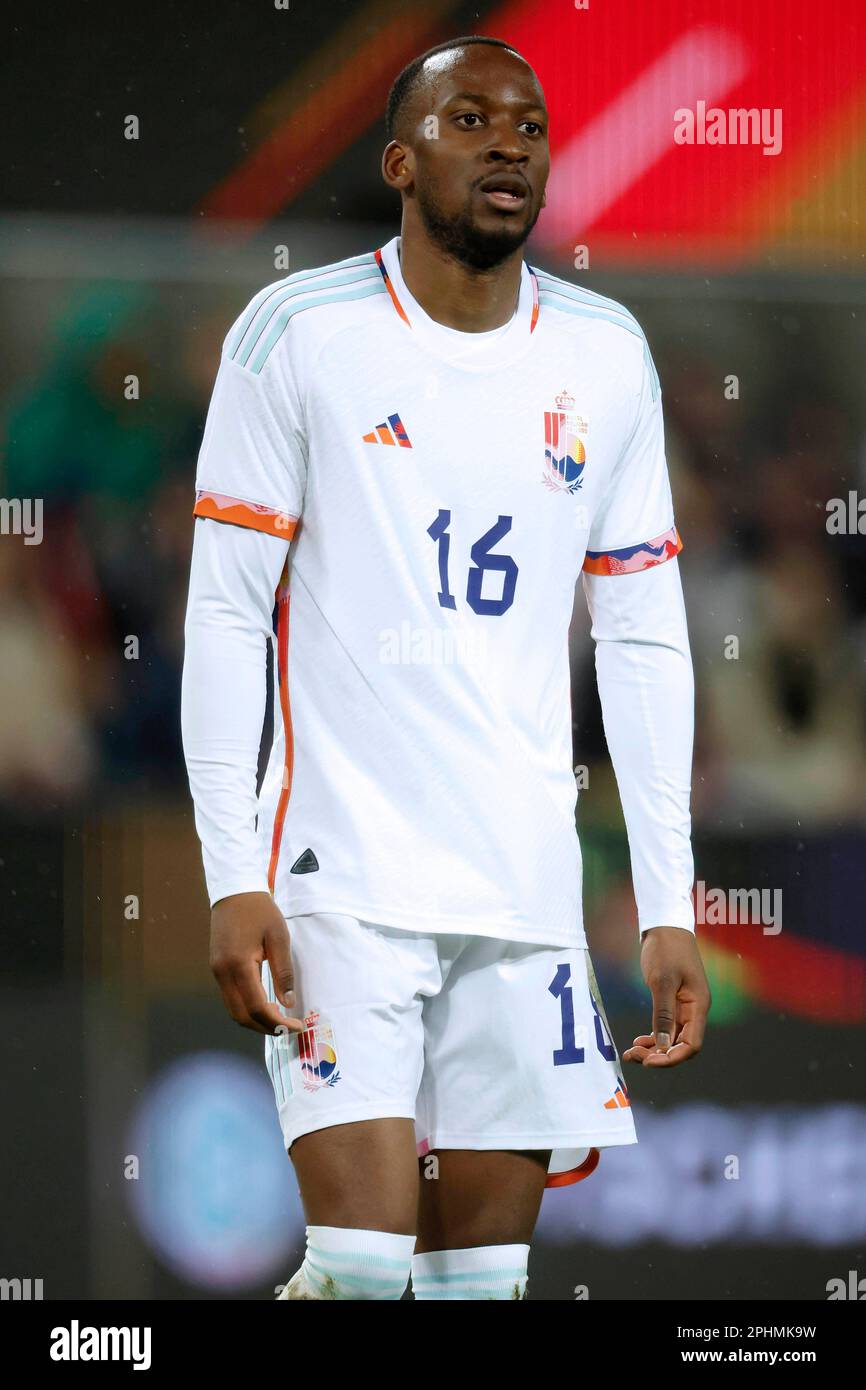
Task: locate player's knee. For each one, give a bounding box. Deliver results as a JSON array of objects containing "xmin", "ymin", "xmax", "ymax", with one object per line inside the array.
[{"xmin": 296, "ymin": 1226, "xmax": 415, "ymax": 1300}]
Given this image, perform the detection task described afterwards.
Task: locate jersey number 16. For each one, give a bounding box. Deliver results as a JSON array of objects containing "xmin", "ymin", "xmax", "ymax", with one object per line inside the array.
[{"xmin": 427, "ymin": 509, "xmax": 518, "ymax": 617}]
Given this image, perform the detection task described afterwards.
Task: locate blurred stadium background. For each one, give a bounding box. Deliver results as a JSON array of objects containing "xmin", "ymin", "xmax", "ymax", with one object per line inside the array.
[{"xmin": 1, "ymin": 0, "xmax": 864, "ymax": 1300}]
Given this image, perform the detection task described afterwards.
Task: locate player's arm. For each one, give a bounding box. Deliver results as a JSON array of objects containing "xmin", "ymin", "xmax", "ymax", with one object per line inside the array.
[
  {"xmin": 581, "ymin": 339, "xmax": 711, "ymax": 1068},
  {"xmin": 182, "ymin": 516, "xmax": 303, "ymax": 1035},
  {"xmin": 180, "ymin": 317, "xmax": 309, "ymax": 1036},
  {"xmin": 582, "ymin": 557, "xmax": 710, "ymax": 1066}
]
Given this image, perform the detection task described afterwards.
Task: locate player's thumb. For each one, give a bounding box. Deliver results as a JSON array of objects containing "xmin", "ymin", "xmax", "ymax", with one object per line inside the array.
[
  {"xmin": 266, "ymin": 928, "xmax": 296, "ymax": 1012},
  {"xmin": 650, "ymin": 976, "xmax": 678, "ymax": 1052}
]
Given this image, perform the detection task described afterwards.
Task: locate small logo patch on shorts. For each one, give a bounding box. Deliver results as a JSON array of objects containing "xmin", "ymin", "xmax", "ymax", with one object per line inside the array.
[{"xmin": 297, "ymin": 1009, "xmax": 342, "ymax": 1091}]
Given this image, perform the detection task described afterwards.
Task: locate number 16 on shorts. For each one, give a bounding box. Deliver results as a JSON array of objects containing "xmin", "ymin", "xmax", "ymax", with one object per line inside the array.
[{"xmin": 549, "ymin": 962, "xmax": 618, "ymax": 1067}]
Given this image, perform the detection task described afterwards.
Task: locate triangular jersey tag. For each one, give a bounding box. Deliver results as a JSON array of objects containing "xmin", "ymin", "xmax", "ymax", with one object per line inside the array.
[{"xmin": 290, "ymin": 848, "xmax": 319, "ymax": 874}]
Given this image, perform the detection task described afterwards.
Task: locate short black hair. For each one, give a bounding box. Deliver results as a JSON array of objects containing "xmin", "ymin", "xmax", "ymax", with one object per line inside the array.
[{"xmin": 385, "ymin": 35, "xmax": 527, "ymax": 142}]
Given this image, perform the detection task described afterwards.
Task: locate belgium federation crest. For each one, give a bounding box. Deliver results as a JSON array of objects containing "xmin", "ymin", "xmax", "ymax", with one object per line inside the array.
[
  {"xmin": 543, "ymin": 389, "xmax": 587, "ymax": 495},
  {"xmin": 296, "ymin": 1009, "xmax": 342, "ymax": 1091}
]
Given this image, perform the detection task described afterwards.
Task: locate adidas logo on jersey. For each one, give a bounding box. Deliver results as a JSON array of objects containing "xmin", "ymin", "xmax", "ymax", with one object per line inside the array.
[
  {"xmin": 362, "ymin": 413, "xmax": 412, "ymax": 448},
  {"xmin": 290, "ymin": 848, "xmax": 319, "ymax": 874},
  {"xmin": 603, "ymin": 1081, "xmax": 631, "ymax": 1109}
]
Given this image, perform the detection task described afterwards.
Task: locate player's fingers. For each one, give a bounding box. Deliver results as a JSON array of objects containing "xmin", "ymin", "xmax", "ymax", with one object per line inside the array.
[
  {"xmin": 623, "ymin": 1032, "xmax": 656, "ymax": 1061},
  {"xmin": 648, "ymin": 974, "xmax": 678, "ymax": 1052},
  {"xmin": 213, "ymin": 974, "xmax": 266, "ymax": 1032},
  {"xmin": 624, "ymin": 1038, "xmax": 696, "ymax": 1067},
  {"xmin": 228, "ymin": 958, "xmax": 304, "ymax": 1034},
  {"xmin": 265, "ymin": 923, "xmax": 296, "ymax": 1011},
  {"xmin": 680, "ymin": 989, "xmax": 711, "ymax": 1052},
  {"xmin": 643, "ymin": 1039, "xmax": 697, "ymax": 1067},
  {"xmin": 625, "ymin": 1024, "xmax": 701, "ymax": 1066},
  {"xmin": 671, "ymin": 1016, "xmax": 706, "ymax": 1058},
  {"xmin": 641, "ymin": 1015, "xmax": 705, "ymax": 1066}
]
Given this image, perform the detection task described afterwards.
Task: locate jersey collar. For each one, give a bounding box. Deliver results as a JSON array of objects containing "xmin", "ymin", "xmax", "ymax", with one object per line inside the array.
[{"xmin": 374, "ymin": 235, "xmax": 540, "ymax": 366}]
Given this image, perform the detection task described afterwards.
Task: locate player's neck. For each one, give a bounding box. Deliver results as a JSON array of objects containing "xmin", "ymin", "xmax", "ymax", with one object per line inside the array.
[{"xmin": 396, "ymin": 227, "xmax": 523, "ymax": 334}]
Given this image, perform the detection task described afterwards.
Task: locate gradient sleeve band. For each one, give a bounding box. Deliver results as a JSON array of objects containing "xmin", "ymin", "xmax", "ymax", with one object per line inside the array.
[
  {"xmin": 583, "ymin": 523, "xmax": 682, "ymax": 576},
  {"xmin": 582, "ymin": 556, "xmax": 695, "ymax": 934}
]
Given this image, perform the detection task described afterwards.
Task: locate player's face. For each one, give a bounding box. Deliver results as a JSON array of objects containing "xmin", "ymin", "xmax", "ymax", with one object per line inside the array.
[{"xmin": 407, "ymin": 49, "xmax": 549, "ymax": 270}]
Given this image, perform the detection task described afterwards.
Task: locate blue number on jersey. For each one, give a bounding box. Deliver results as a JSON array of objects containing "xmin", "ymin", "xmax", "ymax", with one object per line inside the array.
[
  {"xmin": 428, "ymin": 511, "xmax": 518, "ymax": 616},
  {"xmin": 427, "ymin": 509, "xmax": 457, "ymax": 610},
  {"xmin": 467, "ymin": 515, "xmax": 518, "ymax": 616}
]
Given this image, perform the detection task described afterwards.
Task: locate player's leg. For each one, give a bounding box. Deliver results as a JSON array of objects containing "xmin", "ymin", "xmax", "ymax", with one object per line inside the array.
[
  {"xmin": 279, "ymin": 1118, "xmax": 419, "ymax": 1300},
  {"xmin": 416, "ymin": 1147, "xmax": 549, "ymax": 1248},
  {"xmin": 264, "ymin": 913, "xmax": 441, "ymax": 1301},
  {"xmin": 413, "ymin": 1147, "xmax": 549, "ymax": 1300},
  {"xmin": 412, "ymin": 936, "xmax": 637, "ymax": 1299},
  {"xmin": 292, "ymin": 1116, "xmax": 418, "ymax": 1231}
]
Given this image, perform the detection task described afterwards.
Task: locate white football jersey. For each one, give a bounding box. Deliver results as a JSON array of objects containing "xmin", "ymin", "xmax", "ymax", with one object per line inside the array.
[{"xmin": 190, "ymin": 234, "xmax": 687, "ymax": 948}]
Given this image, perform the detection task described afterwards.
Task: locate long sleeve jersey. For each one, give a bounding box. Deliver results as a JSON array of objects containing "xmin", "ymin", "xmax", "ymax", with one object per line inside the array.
[{"xmin": 181, "ymin": 236, "xmax": 695, "ymax": 946}]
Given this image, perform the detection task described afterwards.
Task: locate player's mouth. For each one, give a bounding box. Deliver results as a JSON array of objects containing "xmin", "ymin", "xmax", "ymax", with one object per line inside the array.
[{"xmin": 477, "ymin": 174, "xmax": 529, "ymax": 212}]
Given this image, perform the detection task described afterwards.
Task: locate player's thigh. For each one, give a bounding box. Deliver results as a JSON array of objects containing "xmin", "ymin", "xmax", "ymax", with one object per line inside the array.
[
  {"xmin": 416, "ymin": 1148, "xmax": 551, "ymax": 1251},
  {"xmin": 293, "ymin": 1117, "xmax": 419, "ymax": 1233},
  {"xmin": 263, "ymin": 913, "xmax": 440, "ymax": 1234}
]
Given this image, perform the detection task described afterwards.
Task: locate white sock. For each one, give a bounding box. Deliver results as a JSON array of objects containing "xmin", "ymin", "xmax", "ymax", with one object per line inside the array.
[
  {"xmin": 277, "ymin": 1264, "xmax": 318, "ymax": 1300},
  {"xmin": 289, "ymin": 1225, "xmax": 415, "ymax": 1300},
  {"xmin": 411, "ymin": 1244, "xmax": 530, "ymax": 1300}
]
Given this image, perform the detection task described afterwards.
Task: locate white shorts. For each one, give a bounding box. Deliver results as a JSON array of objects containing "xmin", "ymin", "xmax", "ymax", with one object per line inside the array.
[{"xmin": 262, "ymin": 914, "xmax": 637, "ymax": 1186}]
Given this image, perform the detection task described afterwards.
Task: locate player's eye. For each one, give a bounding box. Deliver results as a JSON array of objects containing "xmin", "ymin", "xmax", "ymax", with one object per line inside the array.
[{"xmin": 455, "ymin": 113, "xmax": 545, "ymax": 136}]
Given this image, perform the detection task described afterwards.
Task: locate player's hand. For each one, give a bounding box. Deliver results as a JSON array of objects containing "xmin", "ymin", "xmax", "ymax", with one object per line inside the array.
[
  {"xmin": 210, "ymin": 891, "xmax": 306, "ymax": 1036},
  {"xmin": 623, "ymin": 925, "xmax": 711, "ymax": 1068}
]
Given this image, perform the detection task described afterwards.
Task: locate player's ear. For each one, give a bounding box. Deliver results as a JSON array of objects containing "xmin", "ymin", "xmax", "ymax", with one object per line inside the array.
[{"xmin": 382, "ymin": 140, "xmax": 412, "ymax": 193}]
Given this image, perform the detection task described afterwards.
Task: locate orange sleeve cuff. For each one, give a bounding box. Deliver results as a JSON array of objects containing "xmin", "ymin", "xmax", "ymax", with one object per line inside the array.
[{"xmin": 193, "ymin": 490, "xmax": 298, "ymax": 540}]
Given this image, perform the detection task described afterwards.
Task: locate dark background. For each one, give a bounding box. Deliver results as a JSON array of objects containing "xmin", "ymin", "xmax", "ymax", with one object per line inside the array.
[{"xmin": 1, "ymin": 0, "xmax": 864, "ymax": 1300}]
